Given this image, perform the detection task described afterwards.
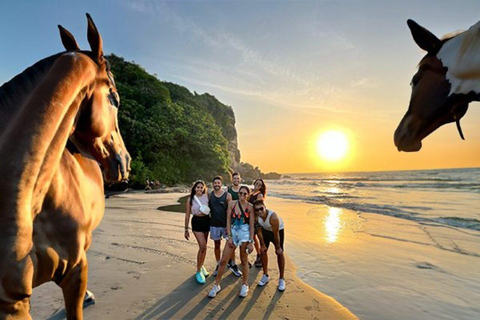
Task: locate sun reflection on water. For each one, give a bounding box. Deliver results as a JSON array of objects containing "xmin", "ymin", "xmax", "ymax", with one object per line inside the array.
[{"xmin": 325, "ymin": 207, "xmax": 342, "ymax": 243}]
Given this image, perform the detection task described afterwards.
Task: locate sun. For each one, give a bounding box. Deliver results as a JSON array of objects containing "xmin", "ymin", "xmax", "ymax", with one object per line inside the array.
[{"xmin": 316, "ymin": 130, "xmax": 349, "ymax": 161}]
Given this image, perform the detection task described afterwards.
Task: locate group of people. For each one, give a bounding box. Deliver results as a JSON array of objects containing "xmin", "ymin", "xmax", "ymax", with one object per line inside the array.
[{"xmin": 184, "ymin": 172, "xmax": 285, "ymax": 298}]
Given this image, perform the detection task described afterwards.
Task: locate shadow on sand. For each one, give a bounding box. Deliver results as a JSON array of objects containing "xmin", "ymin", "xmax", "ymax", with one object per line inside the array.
[{"xmin": 134, "ymin": 267, "xmax": 282, "ymax": 319}]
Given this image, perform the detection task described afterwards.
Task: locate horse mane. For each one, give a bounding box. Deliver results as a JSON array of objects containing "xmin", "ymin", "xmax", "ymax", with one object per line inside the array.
[
  {"xmin": 0, "ymin": 53, "xmax": 64, "ymax": 130},
  {"xmin": 0, "ymin": 50, "xmax": 98, "ymax": 134}
]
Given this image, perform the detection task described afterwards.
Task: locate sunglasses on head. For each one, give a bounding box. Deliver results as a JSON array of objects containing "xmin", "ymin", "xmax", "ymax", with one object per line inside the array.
[
  {"xmin": 239, "ymin": 192, "xmax": 248, "ymax": 196},
  {"xmin": 254, "ymin": 207, "xmax": 265, "ymax": 212}
]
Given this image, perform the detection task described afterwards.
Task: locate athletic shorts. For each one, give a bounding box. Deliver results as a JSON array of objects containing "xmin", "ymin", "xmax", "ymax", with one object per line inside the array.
[
  {"xmin": 191, "ymin": 215, "xmax": 210, "ymax": 232},
  {"xmin": 262, "ymin": 228, "xmax": 285, "ymax": 251},
  {"xmin": 231, "ymin": 224, "xmax": 250, "ymax": 247},
  {"xmin": 210, "ymin": 226, "xmax": 227, "ymax": 240}
]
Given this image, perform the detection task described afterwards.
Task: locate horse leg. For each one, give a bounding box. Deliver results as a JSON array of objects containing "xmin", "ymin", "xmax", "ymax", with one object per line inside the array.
[
  {"xmin": 0, "ymin": 256, "xmax": 35, "ymax": 319},
  {"xmin": 58, "ymin": 255, "xmax": 88, "ymax": 320}
]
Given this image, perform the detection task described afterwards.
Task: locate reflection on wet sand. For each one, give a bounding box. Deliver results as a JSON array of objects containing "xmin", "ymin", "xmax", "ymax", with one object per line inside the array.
[{"xmin": 325, "ymin": 207, "xmax": 342, "ymax": 243}]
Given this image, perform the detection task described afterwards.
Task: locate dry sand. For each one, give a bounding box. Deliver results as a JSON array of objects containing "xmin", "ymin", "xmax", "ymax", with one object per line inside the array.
[{"xmin": 31, "ymin": 192, "xmax": 356, "ymax": 319}]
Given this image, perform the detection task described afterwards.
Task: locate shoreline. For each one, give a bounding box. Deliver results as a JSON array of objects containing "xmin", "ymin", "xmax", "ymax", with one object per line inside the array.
[
  {"xmin": 31, "ymin": 192, "xmax": 356, "ymax": 319},
  {"xmin": 265, "ymin": 196, "xmax": 480, "ymax": 320}
]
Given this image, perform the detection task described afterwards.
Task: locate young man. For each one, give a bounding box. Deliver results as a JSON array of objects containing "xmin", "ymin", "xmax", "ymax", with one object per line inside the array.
[
  {"xmin": 253, "ymin": 199, "xmax": 286, "ymax": 291},
  {"xmin": 209, "ymin": 176, "xmax": 232, "ymax": 276},
  {"xmin": 227, "ymin": 172, "xmax": 241, "ymax": 200},
  {"xmin": 224, "ymin": 172, "xmax": 242, "ymax": 277}
]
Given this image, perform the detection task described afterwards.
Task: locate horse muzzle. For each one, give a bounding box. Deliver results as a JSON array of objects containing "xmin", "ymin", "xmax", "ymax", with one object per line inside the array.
[
  {"xmin": 394, "ymin": 116, "xmax": 423, "ymax": 152},
  {"xmin": 104, "ymin": 150, "xmax": 131, "ymax": 182}
]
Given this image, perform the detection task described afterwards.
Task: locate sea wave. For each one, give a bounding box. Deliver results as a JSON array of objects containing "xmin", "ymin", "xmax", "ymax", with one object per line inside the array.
[{"xmin": 269, "ymin": 191, "xmax": 480, "ymax": 232}]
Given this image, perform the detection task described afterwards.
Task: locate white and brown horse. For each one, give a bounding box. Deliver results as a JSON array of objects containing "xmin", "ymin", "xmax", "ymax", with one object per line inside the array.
[
  {"xmin": 394, "ymin": 19, "xmax": 479, "ymax": 151},
  {"xmin": 0, "ymin": 14, "xmax": 130, "ymax": 319}
]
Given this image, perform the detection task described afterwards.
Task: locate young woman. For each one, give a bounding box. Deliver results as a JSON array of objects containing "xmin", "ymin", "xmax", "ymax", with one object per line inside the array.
[
  {"xmin": 208, "ymin": 186, "xmax": 254, "ymax": 298},
  {"xmin": 184, "ymin": 180, "xmax": 210, "ymax": 284},
  {"xmin": 249, "ymin": 178, "xmax": 267, "ymax": 267}
]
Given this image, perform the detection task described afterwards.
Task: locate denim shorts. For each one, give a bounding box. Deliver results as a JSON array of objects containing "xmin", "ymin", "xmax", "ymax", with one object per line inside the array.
[
  {"xmin": 210, "ymin": 226, "xmax": 227, "ymax": 241},
  {"xmin": 231, "ymin": 224, "xmax": 250, "ymax": 247}
]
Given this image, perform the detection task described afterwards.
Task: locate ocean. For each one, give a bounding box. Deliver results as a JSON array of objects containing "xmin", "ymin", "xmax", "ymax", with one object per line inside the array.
[
  {"xmin": 265, "ymin": 167, "xmax": 480, "ymax": 320},
  {"xmin": 267, "ymin": 167, "xmax": 480, "ymax": 232}
]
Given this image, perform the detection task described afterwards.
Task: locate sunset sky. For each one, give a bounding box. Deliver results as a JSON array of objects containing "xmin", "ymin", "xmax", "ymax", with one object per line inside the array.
[{"xmin": 1, "ymin": 0, "xmax": 479, "ymax": 174}]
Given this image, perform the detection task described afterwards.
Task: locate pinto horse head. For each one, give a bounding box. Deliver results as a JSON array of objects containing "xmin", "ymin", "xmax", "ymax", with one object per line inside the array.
[
  {"xmin": 64, "ymin": 14, "xmax": 131, "ymax": 182},
  {"xmin": 394, "ymin": 19, "xmax": 480, "ymax": 152}
]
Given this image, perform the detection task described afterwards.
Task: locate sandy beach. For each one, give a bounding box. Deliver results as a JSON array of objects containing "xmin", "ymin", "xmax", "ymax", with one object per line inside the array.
[{"xmin": 30, "ymin": 192, "xmax": 356, "ymax": 319}]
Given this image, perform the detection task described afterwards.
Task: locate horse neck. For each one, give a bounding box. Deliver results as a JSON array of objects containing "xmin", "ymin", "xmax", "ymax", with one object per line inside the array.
[
  {"xmin": 438, "ymin": 22, "xmax": 480, "ymax": 97},
  {"xmin": 0, "ymin": 53, "xmax": 96, "ymax": 233},
  {"xmin": 0, "ymin": 53, "xmax": 62, "ymax": 133}
]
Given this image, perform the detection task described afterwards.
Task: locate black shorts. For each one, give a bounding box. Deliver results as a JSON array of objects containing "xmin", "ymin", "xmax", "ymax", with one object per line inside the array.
[
  {"xmin": 191, "ymin": 215, "xmax": 210, "ymax": 232},
  {"xmin": 262, "ymin": 228, "xmax": 284, "ymax": 251}
]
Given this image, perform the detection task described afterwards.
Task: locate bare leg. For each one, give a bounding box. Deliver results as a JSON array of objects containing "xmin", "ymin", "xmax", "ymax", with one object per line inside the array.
[
  {"xmin": 214, "ymin": 240, "xmax": 221, "ymax": 262},
  {"xmin": 193, "ymin": 231, "xmax": 208, "ymax": 272},
  {"xmin": 261, "ymin": 247, "xmax": 269, "ymax": 275},
  {"xmin": 215, "ymin": 243, "xmax": 235, "ymax": 285},
  {"xmin": 277, "ymin": 250, "xmax": 285, "ymax": 279},
  {"xmin": 230, "ymin": 247, "xmax": 237, "ymax": 265},
  {"xmin": 239, "ymin": 243, "xmax": 249, "ymax": 285},
  {"xmin": 59, "ymin": 255, "xmax": 88, "ymax": 320},
  {"xmin": 254, "ymin": 235, "xmax": 261, "ymax": 255}
]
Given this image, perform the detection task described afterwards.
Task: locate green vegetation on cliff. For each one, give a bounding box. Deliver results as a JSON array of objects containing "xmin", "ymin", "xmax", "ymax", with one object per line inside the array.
[
  {"xmin": 107, "ymin": 54, "xmax": 280, "ymax": 188},
  {"xmin": 108, "ymin": 54, "xmax": 231, "ymax": 187}
]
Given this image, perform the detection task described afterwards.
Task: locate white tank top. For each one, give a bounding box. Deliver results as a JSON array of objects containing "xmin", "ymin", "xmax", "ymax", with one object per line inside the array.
[{"xmin": 258, "ymin": 210, "xmax": 284, "ymax": 231}]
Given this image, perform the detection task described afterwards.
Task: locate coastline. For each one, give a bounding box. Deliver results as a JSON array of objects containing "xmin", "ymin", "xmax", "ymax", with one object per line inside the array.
[
  {"xmin": 265, "ymin": 196, "xmax": 480, "ymax": 320},
  {"xmin": 31, "ymin": 192, "xmax": 356, "ymax": 319}
]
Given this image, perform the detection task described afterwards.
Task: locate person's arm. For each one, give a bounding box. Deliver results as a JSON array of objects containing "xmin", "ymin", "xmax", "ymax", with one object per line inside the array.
[
  {"xmin": 226, "ymin": 192, "xmax": 232, "ymax": 204},
  {"xmin": 271, "ymin": 213, "xmax": 283, "ymax": 255},
  {"xmin": 184, "ymin": 197, "xmax": 191, "ymax": 240},
  {"xmin": 248, "ymin": 204, "xmax": 255, "ymax": 253},
  {"xmin": 226, "ymin": 200, "xmax": 234, "ymax": 247},
  {"xmin": 256, "ymin": 222, "xmax": 267, "ymax": 253}
]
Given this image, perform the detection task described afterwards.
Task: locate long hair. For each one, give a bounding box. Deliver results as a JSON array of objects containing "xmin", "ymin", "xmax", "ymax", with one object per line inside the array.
[
  {"xmin": 189, "ymin": 180, "xmax": 206, "ymax": 206},
  {"xmin": 253, "ymin": 178, "xmax": 267, "ymax": 197}
]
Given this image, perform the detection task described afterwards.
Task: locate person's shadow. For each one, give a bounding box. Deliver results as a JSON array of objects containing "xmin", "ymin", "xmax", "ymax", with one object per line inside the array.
[{"xmin": 135, "ymin": 267, "xmax": 263, "ymax": 319}]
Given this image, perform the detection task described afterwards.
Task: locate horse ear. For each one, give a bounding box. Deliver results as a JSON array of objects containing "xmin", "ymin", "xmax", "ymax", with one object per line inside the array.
[
  {"xmin": 58, "ymin": 25, "xmax": 80, "ymax": 51},
  {"xmin": 407, "ymin": 19, "xmax": 442, "ymax": 54},
  {"xmin": 86, "ymin": 13, "xmax": 104, "ymax": 63}
]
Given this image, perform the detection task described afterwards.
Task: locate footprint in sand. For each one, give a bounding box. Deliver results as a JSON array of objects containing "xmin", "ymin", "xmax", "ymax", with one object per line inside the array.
[
  {"xmin": 414, "ymin": 261, "xmax": 445, "ymax": 273},
  {"xmin": 304, "ymin": 298, "xmax": 321, "ymax": 311}
]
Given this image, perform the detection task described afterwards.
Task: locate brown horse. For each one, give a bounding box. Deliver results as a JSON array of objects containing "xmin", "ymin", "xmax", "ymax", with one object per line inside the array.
[
  {"xmin": 394, "ymin": 19, "xmax": 479, "ymax": 152},
  {"xmin": 0, "ymin": 14, "xmax": 130, "ymax": 319}
]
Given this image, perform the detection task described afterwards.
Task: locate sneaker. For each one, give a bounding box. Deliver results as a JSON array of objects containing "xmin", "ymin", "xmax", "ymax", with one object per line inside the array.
[
  {"xmin": 258, "ymin": 274, "xmax": 270, "ymax": 286},
  {"xmin": 208, "ymin": 284, "xmax": 221, "ymax": 298},
  {"xmin": 213, "ymin": 265, "xmax": 219, "ymax": 277},
  {"xmin": 278, "ymin": 278, "xmax": 286, "ymax": 291},
  {"xmin": 230, "ymin": 264, "xmax": 242, "ymax": 277},
  {"xmin": 195, "ymin": 271, "xmax": 206, "ymax": 284},
  {"xmin": 201, "ymin": 266, "xmax": 210, "ymax": 278},
  {"xmin": 83, "ymin": 290, "xmax": 95, "ymax": 307},
  {"xmin": 239, "ymin": 284, "xmax": 249, "ymax": 298}
]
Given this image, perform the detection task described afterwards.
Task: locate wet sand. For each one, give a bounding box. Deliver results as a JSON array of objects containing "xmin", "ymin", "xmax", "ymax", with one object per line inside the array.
[
  {"xmin": 30, "ymin": 192, "xmax": 356, "ymax": 319},
  {"xmin": 265, "ymin": 197, "xmax": 480, "ymax": 320}
]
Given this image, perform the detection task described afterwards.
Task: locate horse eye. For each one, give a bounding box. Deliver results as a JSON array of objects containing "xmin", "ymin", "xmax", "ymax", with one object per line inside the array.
[{"xmin": 108, "ymin": 88, "xmax": 119, "ymax": 108}]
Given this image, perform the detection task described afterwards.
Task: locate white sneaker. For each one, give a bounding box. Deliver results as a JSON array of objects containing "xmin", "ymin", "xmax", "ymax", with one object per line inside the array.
[
  {"xmin": 258, "ymin": 274, "xmax": 270, "ymax": 286},
  {"xmin": 239, "ymin": 284, "xmax": 249, "ymax": 298},
  {"xmin": 208, "ymin": 284, "xmax": 221, "ymax": 298},
  {"xmin": 278, "ymin": 278, "xmax": 286, "ymax": 291}
]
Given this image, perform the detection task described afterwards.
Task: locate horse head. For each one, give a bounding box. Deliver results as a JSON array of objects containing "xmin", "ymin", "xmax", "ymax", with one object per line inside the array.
[
  {"xmin": 64, "ymin": 14, "xmax": 131, "ymax": 182},
  {"xmin": 394, "ymin": 19, "xmax": 480, "ymax": 152}
]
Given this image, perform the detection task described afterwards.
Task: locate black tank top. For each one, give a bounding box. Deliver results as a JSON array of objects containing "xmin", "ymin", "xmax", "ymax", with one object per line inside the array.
[{"xmin": 209, "ymin": 191, "xmax": 228, "ymax": 227}]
